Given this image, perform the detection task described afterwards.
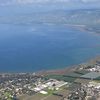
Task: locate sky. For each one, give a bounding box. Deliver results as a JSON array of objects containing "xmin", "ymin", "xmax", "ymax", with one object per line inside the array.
[
  {"xmin": 0, "ymin": 0, "xmax": 100, "ymax": 15},
  {"xmin": 0, "ymin": 0, "xmax": 100, "ymax": 5}
]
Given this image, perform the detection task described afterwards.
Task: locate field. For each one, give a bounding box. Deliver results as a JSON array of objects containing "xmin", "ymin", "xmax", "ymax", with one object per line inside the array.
[{"xmin": 19, "ymin": 87, "xmax": 69, "ymax": 100}]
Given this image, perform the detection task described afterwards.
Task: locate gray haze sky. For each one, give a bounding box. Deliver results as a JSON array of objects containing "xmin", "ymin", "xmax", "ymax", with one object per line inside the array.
[
  {"xmin": 0, "ymin": 0, "xmax": 100, "ymax": 5},
  {"xmin": 0, "ymin": 0, "xmax": 100, "ymax": 15}
]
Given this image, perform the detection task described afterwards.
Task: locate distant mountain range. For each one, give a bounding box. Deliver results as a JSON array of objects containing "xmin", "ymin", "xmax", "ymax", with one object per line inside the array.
[
  {"xmin": 0, "ymin": 9, "xmax": 100, "ymax": 25},
  {"xmin": 0, "ymin": 9, "xmax": 100, "ymax": 34}
]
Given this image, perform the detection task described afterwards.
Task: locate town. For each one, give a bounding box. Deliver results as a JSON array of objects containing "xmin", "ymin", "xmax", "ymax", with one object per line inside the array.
[{"xmin": 0, "ymin": 58, "xmax": 100, "ymax": 100}]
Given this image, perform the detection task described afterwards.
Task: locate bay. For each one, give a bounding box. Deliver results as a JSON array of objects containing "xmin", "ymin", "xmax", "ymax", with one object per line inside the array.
[{"xmin": 0, "ymin": 23, "xmax": 100, "ymax": 72}]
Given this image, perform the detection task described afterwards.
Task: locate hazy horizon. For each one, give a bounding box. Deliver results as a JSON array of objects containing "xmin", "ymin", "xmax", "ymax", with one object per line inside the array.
[
  {"xmin": 0, "ymin": 0, "xmax": 100, "ymax": 9},
  {"xmin": 0, "ymin": 0, "xmax": 100, "ymax": 17}
]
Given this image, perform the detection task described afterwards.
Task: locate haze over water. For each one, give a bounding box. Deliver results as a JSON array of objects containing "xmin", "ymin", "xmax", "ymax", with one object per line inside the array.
[{"xmin": 0, "ymin": 4, "xmax": 100, "ymax": 72}]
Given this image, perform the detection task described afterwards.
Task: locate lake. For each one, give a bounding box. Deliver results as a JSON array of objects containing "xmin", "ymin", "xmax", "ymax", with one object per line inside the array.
[
  {"xmin": 0, "ymin": 23, "xmax": 100, "ymax": 72},
  {"xmin": 0, "ymin": 6, "xmax": 100, "ymax": 72}
]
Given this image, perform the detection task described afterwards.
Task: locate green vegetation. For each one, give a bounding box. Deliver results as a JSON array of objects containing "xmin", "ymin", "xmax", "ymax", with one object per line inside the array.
[
  {"xmin": 95, "ymin": 76, "xmax": 100, "ymax": 80},
  {"xmin": 44, "ymin": 70, "xmax": 89, "ymax": 83},
  {"xmin": 63, "ymin": 72, "xmax": 82, "ymax": 78},
  {"xmin": 46, "ymin": 89, "xmax": 55, "ymax": 95},
  {"xmin": 4, "ymin": 92, "xmax": 13, "ymax": 100},
  {"xmin": 74, "ymin": 70, "xmax": 89, "ymax": 75},
  {"xmin": 45, "ymin": 74, "xmax": 76, "ymax": 82}
]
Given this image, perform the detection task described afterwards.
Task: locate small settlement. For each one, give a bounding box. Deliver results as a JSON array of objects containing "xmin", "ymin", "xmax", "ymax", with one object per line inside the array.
[{"xmin": 0, "ymin": 58, "xmax": 100, "ymax": 100}]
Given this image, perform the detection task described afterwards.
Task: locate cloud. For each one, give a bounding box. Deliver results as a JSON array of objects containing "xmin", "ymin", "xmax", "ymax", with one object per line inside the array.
[
  {"xmin": 16, "ymin": 0, "xmax": 71, "ymax": 4},
  {"xmin": 16, "ymin": 0, "xmax": 95, "ymax": 4},
  {"xmin": 0, "ymin": 0, "xmax": 100, "ymax": 6},
  {"xmin": 81, "ymin": 0, "xmax": 100, "ymax": 3}
]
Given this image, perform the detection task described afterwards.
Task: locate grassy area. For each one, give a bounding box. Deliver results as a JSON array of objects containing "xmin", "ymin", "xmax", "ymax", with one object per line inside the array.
[
  {"xmin": 63, "ymin": 72, "xmax": 82, "ymax": 78},
  {"xmin": 74, "ymin": 70, "xmax": 90, "ymax": 75},
  {"xmin": 4, "ymin": 92, "xmax": 13, "ymax": 100},
  {"xmin": 47, "ymin": 89, "xmax": 55, "ymax": 95},
  {"xmin": 44, "ymin": 74, "xmax": 76, "ymax": 82},
  {"xmin": 19, "ymin": 85, "xmax": 69, "ymax": 100},
  {"xmin": 93, "ymin": 80, "xmax": 100, "ymax": 83},
  {"xmin": 95, "ymin": 76, "xmax": 100, "ymax": 80}
]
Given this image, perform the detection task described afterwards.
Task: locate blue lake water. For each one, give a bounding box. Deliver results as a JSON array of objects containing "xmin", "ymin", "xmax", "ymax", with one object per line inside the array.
[
  {"xmin": 0, "ymin": 4, "xmax": 100, "ymax": 72},
  {"xmin": 0, "ymin": 22, "xmax": 100, "ymax": 72}
]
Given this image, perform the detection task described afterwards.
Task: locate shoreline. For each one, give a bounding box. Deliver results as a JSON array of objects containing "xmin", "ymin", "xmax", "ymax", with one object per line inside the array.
[
  {"xmin": 0, "ymin": 56, "xmax": 100, "ymax": 75},
  {"xmin": 0, "ymin": 24, "xmax": 99, "ymax": 74},
  {"xmin": 36, "ymin": 56, "xmax": 100, "ymax": 75},
  {"xmin": 33, "ymin": 24, "xmax": 99, "ymax": 76}
]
